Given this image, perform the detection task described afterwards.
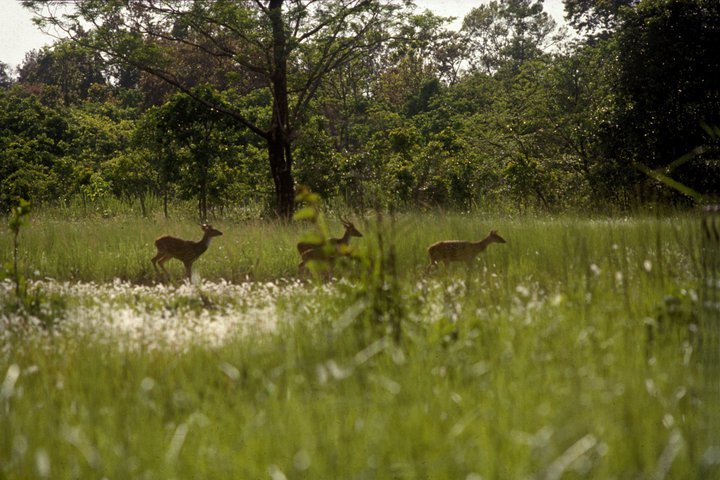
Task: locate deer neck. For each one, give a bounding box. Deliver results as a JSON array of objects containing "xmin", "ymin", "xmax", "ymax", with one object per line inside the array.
[
  {"xmin": 340, "ymin": 230, "xmax": 353, "ymax": 245},
  {"xmin": 473, "ymin": 235, "xmax": 494, "ymax": 251},
  {"xmin": 197, "ymin": 232, "xmax": 215, "ymax": 251},
  {"xmin": 333, "ymin": 230, "xmax": 351, "ymax": 245}
]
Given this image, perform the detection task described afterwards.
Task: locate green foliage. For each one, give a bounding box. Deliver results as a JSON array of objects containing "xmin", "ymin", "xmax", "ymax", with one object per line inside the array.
[
  {"xmin": 22, "ymin": 0, "xmax": 406, "ymax": 218},
  {"xmin": 293, "ymin": 186, "xmax": 334, "ymax": 277},
  {"xmin": 8, "ymin": 199, "xmax": 31, "ymax": 243},
  {"xmin": 461, "ymin": 0, "xmax": 558, "ymax": 75},
  {"xmin": 601, "ymin": 0, "xmax": 720, "ymax": 201},
  {"xmin": 0, "ymin": 61, "xmax": 13, "ymax": 89},
  {"xmin": 0, "ymin": 86, "xmax": 69, "ymax": 212},
  {"xmin": 6, "ymin": 0, "xmax": 719, "ymax": 214},
  {"xmin": 294, "ymin": 116, "xmax": 342, "ymax": 200},
  {"xmin": 145, "ymin": 86, "xmax": 249, "ymax": 220},
  {"xmin": 7, "ymin": 199, "xmax": 32, "ymax": 305},
  {"xmin": 563, "ymin": 0, "xmax": 635, "ymax": 35},
  {"xmin": 17, "ymin": 36, "xmax": 107, "ymax": 104}
]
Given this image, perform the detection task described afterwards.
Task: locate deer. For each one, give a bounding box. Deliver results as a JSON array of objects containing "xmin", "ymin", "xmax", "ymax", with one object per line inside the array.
[
  {"xmin": 297, "ymin": 218, "xmax": 363, "ymax": 274},
  {"xmin": 427, "ymin": 230, "xmax": 506, "ymax": 267},
  {"xmin": 151, "ymin": 224, "xmax": 223, "ymax": 279}
]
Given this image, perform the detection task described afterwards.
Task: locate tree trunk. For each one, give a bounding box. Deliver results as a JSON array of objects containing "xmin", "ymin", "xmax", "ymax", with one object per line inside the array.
[
  {"xmin": 267, "ymin": 134, "xmax": 294, "ymax": 219},
  {"xmin": 268, "ymin": 0, "xmax": 295, "ymax": 219},
  {"xmin": 199, "ymin": 169, "xmax": 208, "ymax": 222},
  {"xmin": 163, "ymin": 188, "xmax": 169, "ymax": 219},
  {"xmin": 139, "ymin": 192, "xmax": 147, "ymax": 217}
]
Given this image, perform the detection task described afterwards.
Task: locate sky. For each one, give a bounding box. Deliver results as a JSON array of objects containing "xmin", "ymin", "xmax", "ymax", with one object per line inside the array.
[{"xmin": 0, "ymin": 0, "xmax": 568, "ymax": 72}]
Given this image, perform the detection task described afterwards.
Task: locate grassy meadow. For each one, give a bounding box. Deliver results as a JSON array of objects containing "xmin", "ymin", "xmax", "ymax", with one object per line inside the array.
[{"xmin": 1, "ymin": 208, "xmax": 719, "ymax": 479}]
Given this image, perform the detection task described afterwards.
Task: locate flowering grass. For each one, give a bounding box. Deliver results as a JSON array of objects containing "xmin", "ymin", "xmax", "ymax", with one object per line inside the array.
[{"xmin": 0, "ymin": 211, "xmax": 718, "ymax": 478}]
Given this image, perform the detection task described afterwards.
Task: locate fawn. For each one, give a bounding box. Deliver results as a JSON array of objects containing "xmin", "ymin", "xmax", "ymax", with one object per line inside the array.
[
  {"xmin": 297, "ymin": 218, "xmax": 363, "ymax": 274},
  {"xmin": 152, "ymin": 224, "xmax": 223, "ymax": 279},
  {"xmin": 427, "ymin": 230, "xmax": 506, "ymax": 266}
]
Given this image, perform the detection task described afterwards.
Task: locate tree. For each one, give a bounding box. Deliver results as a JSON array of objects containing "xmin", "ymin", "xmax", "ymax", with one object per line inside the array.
[
  {"xmin": 102, "ymin": 149, "xmax": 155, "ymax": 216},
  {"xmin": 25, "ymin": 0, "xmax": 403, "ymax": 218},
  {"xmin": 151, "ymin": 87, "xmax": 242, "ymax": 221},
  {"xmin": 312, "ymin": 11, "xmax": 456, "ymax": 157},
  {"xmin": 0, "ymin": 85, "xmax": 69, "ymax": 212},
  {"xmin": 138, "ymin": 83, "xmax": 270, "ymax": 218},
  {"xmin": 0, "ymin": 61, "xmax": 13, "ymax": 89},
  {"xmin": 542, "ymin": 42, "xmax": 618, "ymax": 202},
  {"xmin": 462, "ymin": 0, "xmax": 559, "ymax": 76},
  {"xmin": 17, "ymin": 37, "xmax": 107, "ymax": 105},
  {"xmin": 602, "ymin": 0, "xmax": 720, "ymax": 201},
  {"xmin": 134, "ymin": 106, "xmax": 181, "ymax": 218},
  {"xmin": 562, "ymin": 0, "xmax": 636, "ymax": 36}
]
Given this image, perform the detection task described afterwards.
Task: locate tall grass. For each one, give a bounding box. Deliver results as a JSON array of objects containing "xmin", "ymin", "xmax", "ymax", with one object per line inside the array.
[
  {"xmin": 0, "ymin": 208, "xmax": 702, "ymax": 284},
  {"xmin": 1, "ymin": 209, "xmax": 717, "ymax": 478}
]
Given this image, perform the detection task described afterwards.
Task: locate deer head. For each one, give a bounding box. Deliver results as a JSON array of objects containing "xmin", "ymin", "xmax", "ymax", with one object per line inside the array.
[
  {"xmin": 201, "ymin": 224, "xmax": 223, "ymax": 238},
  {"xmin": 340, "ymin": 217, "xmax": 363, "ymax": 239},
  {"xmin": 488, "ymin": 230, "xmax": 506, "ymax": 244}
]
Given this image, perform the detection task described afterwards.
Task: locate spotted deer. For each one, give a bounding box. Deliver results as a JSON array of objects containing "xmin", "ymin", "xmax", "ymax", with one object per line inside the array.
[
  {"xmin": 297, "ymin": 218, "xmax": 363, "ymax": 274},
  {"xmin": 151, "ymin": 224, "xmax": 223, "ymax": 279},
  {"xmin": 428, "ymin": 230, "xmax": 506, "ymax": 267}
]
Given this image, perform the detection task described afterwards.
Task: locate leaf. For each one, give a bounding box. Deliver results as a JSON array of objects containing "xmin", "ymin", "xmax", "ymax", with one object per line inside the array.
[
  {"xmin": 633, "ymin": 162, "xmax": 706, "ymax": 204},
  {"xmin": 293, "ymin": 206, "xmax": 318, "ymax": 221},
  {"xmin": 297, "ymin": 232, "xmax": 324, "ymax": 246}
]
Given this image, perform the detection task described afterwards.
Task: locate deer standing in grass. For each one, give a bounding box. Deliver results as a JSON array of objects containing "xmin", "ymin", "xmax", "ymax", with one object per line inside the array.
[
  {"xmin": 428, "ymin": 230, "xmax": 506, "ymax": 267},
  {"xmin": 152, "ymin": 224, "xmax": 223, "ymax": 279},
  {"xmin": 297, "ymin": 218, "xmax": 363, "ymax": 274}
]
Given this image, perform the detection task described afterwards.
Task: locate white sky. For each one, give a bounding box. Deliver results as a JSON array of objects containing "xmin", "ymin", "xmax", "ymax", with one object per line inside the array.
[{"xmin": 0, "ymin": 0, "xmax": 567, "ymax": 71}]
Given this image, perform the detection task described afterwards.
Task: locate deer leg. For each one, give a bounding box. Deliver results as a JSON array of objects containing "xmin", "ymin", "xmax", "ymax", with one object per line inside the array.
[
  {"xmin": 157, "ymin": 256, "xmax": 172, "ymax": 277},
  {"xmin": 183, "ymin": 261, "xmax": 193, "ymax": 279},
  {"xmin": 425, "ymin": 260, "xmax": 437, "ymax": 274},
  {"xmin": 151, "ymin": 251, "xmax": 163, "ymax": 272}
]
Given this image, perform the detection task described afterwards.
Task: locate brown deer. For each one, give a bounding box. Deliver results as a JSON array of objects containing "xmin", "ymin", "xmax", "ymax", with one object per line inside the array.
[
  {"xmin": 428, "ymin": 230, "xmax": 506, "ymax": 267},
  {"xmin": 151, "ymin": 224, "xmax": 223, "ymax": 279},
  {"xmin": 297, "ymin": 218, "xmax": 363, "ymax": 274}
]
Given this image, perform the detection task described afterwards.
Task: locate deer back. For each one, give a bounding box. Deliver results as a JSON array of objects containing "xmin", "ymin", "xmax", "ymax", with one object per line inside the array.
[
  {"xmin": 300, "ymin": 243, "xmax": 336, "ymax": 262},
  {"xmin": 428, "ymin": 230, "xmax": 506, "ymax": 263},
  {"xmin": 155, "ymin": 224, "xmax": 222, "ymax": 263},
  {"xmin": 428, "ymin": 240, "xmax": 484, "ymax": 263},
  {"xmin": 155, "ymin": 236, "xmax": 205, "ymax": 262},
  {"xmin": 297, "ymin": 240, "xmax": 319, "ymax": 255}
]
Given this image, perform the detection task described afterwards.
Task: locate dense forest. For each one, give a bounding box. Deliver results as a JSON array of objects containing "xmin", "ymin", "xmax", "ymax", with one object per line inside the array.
[{"xmin": 1, "ymin": 0, "xmax": 719, "ymax": 218}]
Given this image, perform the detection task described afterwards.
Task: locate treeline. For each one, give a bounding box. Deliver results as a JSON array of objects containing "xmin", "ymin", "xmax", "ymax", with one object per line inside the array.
[{"xmin": 1, "ymin": 0, "xmax": 719, "ymax": 218}]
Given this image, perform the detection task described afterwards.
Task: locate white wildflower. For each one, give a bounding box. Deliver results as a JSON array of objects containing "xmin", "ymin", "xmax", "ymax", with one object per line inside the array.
[{"xmin": 515, "ymin": 284, "xmax": 530, "ymax": 298}]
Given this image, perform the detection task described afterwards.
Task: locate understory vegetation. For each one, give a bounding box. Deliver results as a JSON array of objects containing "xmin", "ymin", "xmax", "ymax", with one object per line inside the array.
[{"xmin": 1, "ymin": 211, "xmax": 718, "ymax": 478}]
